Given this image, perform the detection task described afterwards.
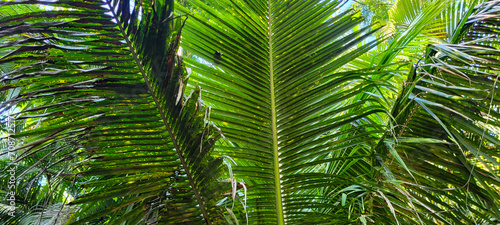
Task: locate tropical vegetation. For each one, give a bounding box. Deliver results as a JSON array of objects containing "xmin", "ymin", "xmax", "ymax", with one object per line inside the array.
[{"xmin": 1, "ymin": 0, "xmax": 500, "ymax": 224}]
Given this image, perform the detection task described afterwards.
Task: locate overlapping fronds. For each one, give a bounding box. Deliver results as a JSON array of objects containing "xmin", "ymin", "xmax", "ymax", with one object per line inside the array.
[
  {"xmin": 1, "ymin": 0, "xmax": 500, "ymax": 224},
  {"xmin": 376, "ymin": 0, "xmax": 448, "ymax": 63},
  {"xmin": 374, "ymin": 0, "xmax": 500, "ymax": 223}
]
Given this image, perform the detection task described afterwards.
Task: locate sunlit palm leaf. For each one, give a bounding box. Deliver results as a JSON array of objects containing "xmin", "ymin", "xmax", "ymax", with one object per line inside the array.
[{"xmin": 177, "ymin": 0, "xmax": 387, "ymax": 224}]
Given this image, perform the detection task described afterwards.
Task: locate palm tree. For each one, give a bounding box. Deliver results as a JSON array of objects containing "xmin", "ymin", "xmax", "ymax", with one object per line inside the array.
[{"xmin": 1, "ymin": 0, "xmax": 499, "ymax": 224}]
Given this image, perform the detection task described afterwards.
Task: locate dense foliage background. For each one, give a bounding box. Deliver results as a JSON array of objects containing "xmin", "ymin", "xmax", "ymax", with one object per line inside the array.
[{"xmin": 1, "ymin": 0, "xmax": 500, "ymax": 224}]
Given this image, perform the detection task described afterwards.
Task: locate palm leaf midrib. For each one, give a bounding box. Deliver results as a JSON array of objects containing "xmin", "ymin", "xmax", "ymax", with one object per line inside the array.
[{"xmin": 265, "ymin": 0, "xmax": 286, "ymax": 224}]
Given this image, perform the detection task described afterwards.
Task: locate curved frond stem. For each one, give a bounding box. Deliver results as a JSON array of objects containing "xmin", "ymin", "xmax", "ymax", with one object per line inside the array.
[{"xmin": 105, "ymin": 1, "xmax": 211, "ymax": 223}]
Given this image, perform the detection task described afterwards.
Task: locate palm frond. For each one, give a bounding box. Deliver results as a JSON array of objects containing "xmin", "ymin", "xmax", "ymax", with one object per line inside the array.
[
  {"xmin": 177, "ymin": 0, "xmax": 389, "ymax": 223},
  {"xmin": 0, "ymin": 0, "xmax": 231, "ymax": 224}
]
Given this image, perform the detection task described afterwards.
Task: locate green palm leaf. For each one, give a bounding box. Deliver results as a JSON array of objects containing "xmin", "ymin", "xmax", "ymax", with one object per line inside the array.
[
  {"xmin": 0, "ymin": 0, "xmax": 231, "ymax": 224},
  {"xmin": 177, "ymin": 0, "xmax": 386, "ymax": 224}
]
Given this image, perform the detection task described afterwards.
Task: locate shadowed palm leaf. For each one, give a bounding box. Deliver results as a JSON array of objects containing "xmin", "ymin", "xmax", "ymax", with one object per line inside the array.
[
  {"xmin": 372, "ymin": 1, "xmax": 500, "ymax": 223},
  {"xmin": 0, "ymin": 0, "xmax": 232, "ymax": 224}
]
